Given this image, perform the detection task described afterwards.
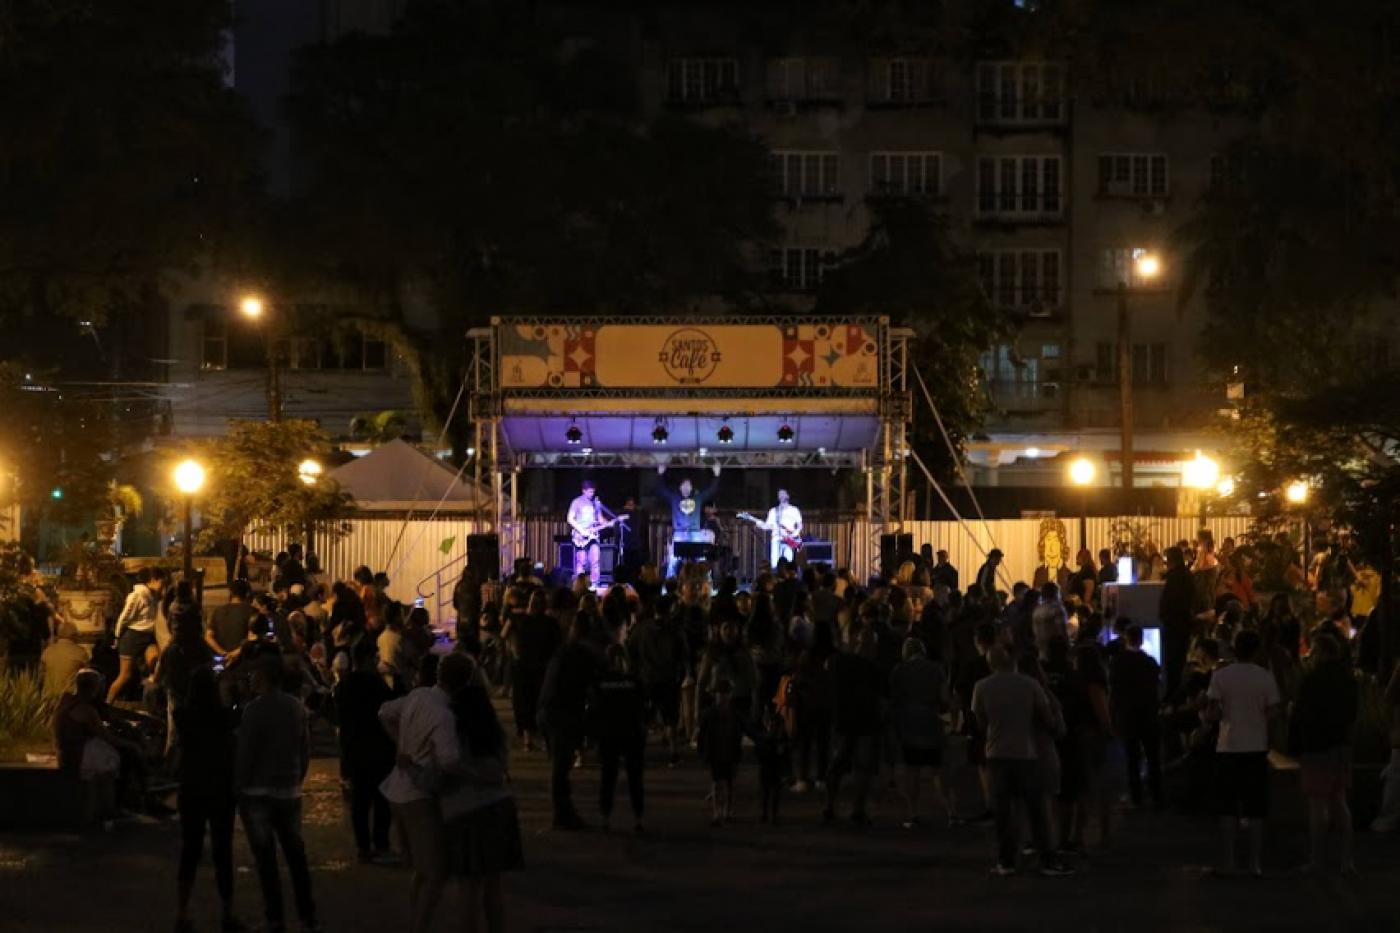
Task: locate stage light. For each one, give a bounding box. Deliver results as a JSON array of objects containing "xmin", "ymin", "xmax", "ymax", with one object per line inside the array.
[
  {"xmin": 717, "ymin": 423, "xmax": 734, "ymax": 444},
  {"xmin": 777, "ymin": 423, "xmax": 795, "ymax": 444},
  {"xmin": 698, "ymin": 446, "xmax": 708, "ymax": 456},
  {"xmin": 652, "ymin": 419, "xmax": 668, "ymax": 445},
  {"xmin": 565, "ymin": 421, "xmax": 582, "ymax": 445}
]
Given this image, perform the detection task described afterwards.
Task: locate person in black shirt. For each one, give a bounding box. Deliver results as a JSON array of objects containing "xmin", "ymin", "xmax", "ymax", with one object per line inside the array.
[
  {"xmin": 504, "ymin": 590, "xmax": 562, "ymax": 751},
  {"xmin": 1108, "ymin": 625, "xmax": 1164, "ymax": 808},
  {"xmin": 823, "ymin": 624, "xmax": 886, "ymax": 826},
  {"xmin": 588, "ymin": 645, "xmax": 648, "ymax": 833},
  {"xmin": 931, "ymin": 550, "xmax": 959, "ymax": 593},
  {"xmin": 1159, "ymin": 547, "xmax": 1195, "ymax": 698},
  {"xmin": 333, "ymin": 640, "xmax": 397, "ymax": 862},
  {"xmin": 974, "ymin": 549, "xmax": 1003, "ymax": 603},
  {"xmin": 173, "ymin": 667, "xmax": 241, "ymax": 933},
  {"xmin": 538, "ymin": 615, "xmax": 605, "ymax": 830}
]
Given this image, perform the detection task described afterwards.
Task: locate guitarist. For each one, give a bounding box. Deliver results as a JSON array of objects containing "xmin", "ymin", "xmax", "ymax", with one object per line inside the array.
[
  {"xmin": 754, "ymin": 488, "xmax": 804, "ymax": 569},
  {"xmin": 566, "ymin": 479, "xmax": 614, "ymax": 589}
]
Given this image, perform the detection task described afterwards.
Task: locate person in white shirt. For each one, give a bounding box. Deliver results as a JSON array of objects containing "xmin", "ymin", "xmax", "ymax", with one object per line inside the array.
[
  {"xmin": 107, "ymin": 566, "xmax": 167, "ymax": 703},
  {"xmin": 1205, "ymin": 628, "xmax": 1281, "ymax": 877},
  {"xmin": 758, "ymin": 489, "xmax": 803, "ymax": 568},
  {"xmin": 379, "ymin": 652, "xmax": 474, "ymax": 933},
  {"xmin": 566, "ymin": 480, "xmax": 605, "ymax": 589}
]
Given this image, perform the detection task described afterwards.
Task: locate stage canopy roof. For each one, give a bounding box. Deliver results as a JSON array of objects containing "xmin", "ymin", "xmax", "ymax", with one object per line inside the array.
[{"xmin": 486, "ymin": 317, "xmax": 895, "ymax": 468}]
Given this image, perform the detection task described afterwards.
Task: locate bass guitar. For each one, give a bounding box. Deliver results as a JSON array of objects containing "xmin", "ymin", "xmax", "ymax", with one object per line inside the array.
[
  {"xmin": 736, "ymin": 511, "xmax": 802, "ymax": 551},
  {"xmin": 571, "ymin": 514, "xmax": 629, "ymax": 549}
]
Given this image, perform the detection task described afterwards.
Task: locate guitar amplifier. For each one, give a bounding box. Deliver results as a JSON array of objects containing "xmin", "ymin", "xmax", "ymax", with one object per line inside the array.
[
  {"xmin": 556, "ymin": 541, "xmax": 619, "ymax": 578},
  {"xmin": 802, "ymin": 540, "xmax": 834, "ymax": 564}
]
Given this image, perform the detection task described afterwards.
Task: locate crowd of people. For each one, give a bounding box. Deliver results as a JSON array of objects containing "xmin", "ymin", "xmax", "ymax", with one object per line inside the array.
[{"xmin": 25, "ymin": 526, "xmax": 1400, "ymax": 930}]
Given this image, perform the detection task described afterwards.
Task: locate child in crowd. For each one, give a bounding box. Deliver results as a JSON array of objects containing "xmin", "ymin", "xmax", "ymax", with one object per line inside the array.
[{"xmin": 696, "ymin": 678, "xmax": 743, "ymax": 826}]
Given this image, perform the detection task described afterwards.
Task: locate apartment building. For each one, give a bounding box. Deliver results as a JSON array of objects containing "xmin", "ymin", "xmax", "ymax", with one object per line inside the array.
[{"xmin": 617, "ymin": 6, "xmax": 1250, "ymax": 508}]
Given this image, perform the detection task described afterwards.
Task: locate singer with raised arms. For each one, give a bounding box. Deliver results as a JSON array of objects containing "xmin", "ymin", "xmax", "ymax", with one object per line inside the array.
[{"xmin": 652, "ymin": 462, "xmax": 721, "ymax": 578}]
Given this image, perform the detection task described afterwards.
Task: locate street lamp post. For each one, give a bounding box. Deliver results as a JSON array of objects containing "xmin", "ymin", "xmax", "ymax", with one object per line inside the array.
[
  {"xmin": 1068, "ymin": 456, "xmax": 1096, "ymax": 552},
  {"xmin": 1286, "ymin": 480, "xmax": 1310, "ymax": 574},
  {"xmin": 1182, "ymin": 451, "xmax": 1220, "ymax": 525},
  {"xmin": 240, "ymin": 294, "xmax": 281, "ymax": 422},
  {"xmin": 173, "ymin": 459, "xmax": 206, "ymax": 581},
  {"xmin": 298, "ymin": 458, "xmax": 322, "ymax": 555},
  {"xmin": 1117, "ymin": 251, "xmax": 1161, "ymax": 502}
]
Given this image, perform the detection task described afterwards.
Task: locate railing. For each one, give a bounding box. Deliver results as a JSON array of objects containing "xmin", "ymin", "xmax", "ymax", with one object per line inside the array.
[{"xmin": 416, "ymin": 551, "xmax": 469, "ymax": 632}]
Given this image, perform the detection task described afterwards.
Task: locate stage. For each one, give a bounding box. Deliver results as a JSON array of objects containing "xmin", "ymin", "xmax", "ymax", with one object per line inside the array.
[{"xmin": 464, "ymin": 316, "xmax": 913, "ymax": 581}]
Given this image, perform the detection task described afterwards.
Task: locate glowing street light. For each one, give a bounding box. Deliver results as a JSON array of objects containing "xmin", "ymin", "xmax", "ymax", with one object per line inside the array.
[
  {"xmin": 1133, "ymin": 250, "xmax": 1162, "ymax": 281},
  {"xmin": 1182, "ymin": 451, "xmax": 1220, "ymax": 490},
  {"xmin": 1068, "ymin": 457, "xmax": 1096, "ymax": 487},
  {"xmin": 1285, "ymin": 480, "xmax": 1309, "ymax": 505},
  {"xmin": 239, "ymin": 294, "xmax": 265, "ymax": 319},
  {"xmin": 174, "ymin": 459, "xmax": 206, "ymax": 495},
  {"xmin": 1067, "ymin": 457, "xmax": 1096, "ymax": 550},
  {"xmin": 173, "ymin": 458, "xmax": 205, "ymax": 580},
  {"xmin": 298, "ymin": 459, "xmax": 323, "ymax": 486},
  {"xmin": 1215, "ymin": 477, "xmax": 1236, "ymax": 498}
]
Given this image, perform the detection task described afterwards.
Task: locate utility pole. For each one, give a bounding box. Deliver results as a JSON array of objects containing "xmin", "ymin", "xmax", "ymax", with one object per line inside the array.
[{"xmin": 1117, "ymin": 282, "xmax": 1134, "ymax": 498}]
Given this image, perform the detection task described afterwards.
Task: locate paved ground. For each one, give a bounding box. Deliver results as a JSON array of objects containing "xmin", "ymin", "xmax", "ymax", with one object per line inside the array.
[{"xmin": 4, "ymin": 704, "xmax": 1399, "ymax": 932}]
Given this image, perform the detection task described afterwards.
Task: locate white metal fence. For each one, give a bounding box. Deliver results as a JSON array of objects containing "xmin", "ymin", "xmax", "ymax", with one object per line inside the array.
[
  {"xmin": 249, "ymin": 512, "xmax": 1254, "ymax": 626},
  {"xmin": 896, "ymin": 515, "xmax": 1255, "ymax": 590}
]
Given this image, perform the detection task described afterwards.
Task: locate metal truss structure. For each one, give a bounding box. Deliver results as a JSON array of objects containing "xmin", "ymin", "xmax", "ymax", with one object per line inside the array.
[{"xmin": 465, "ymin": 318, "xmax": 912, "ymax": 575}]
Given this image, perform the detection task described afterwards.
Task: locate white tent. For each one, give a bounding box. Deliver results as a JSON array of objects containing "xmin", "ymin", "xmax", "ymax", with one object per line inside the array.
[{"xmin": 329, "ymin": 439, "xmax": 493, "ymax": 513}]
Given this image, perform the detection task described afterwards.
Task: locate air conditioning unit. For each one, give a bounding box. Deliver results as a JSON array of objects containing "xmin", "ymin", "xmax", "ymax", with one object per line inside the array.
[
  {"xmin": 1075, "ymin": 364, "xmax": 1096, "ymax": 383},
  {"xmin": 1141, "ymin": 199, "xmax": 1168, "ymax": 216},
  {"xmin": 1027, "ymin": 300, "xmax": 1053, "ymax": 318},
  {"xmin": 1039, "ymin": 382, "xmax": 1060, "ymax": 399}
]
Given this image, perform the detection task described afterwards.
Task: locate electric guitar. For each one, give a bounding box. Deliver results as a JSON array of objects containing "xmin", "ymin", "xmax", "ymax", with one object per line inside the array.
[
  {"xmin": 737, "ymin": 511, "xmax": 802, "ymax": 551},
  {"xmin": 571, "ymin": 514, "xmax": 629, "ymax": 549}
]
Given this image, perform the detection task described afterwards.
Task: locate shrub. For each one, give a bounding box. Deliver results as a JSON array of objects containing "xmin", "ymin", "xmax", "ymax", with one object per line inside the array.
[{"xmin": 0, "ymin": 668, "xmax": 58, "ymax": 748}]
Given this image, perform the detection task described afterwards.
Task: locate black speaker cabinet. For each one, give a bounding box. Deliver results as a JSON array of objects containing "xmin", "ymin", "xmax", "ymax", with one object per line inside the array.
[{"xmin": 467, "ymin": 533, "xmax": 500, "ymax": 581}]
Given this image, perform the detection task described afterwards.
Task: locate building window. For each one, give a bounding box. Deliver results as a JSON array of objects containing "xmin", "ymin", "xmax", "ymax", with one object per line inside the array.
[
  {"xmin": 869, "ymin": 57, "xmax": 939, "ymax": 105},
  {"xmin": 976, "ymin": 61, "xmax": 1065, "ymax": 125},
  {"xmin": 1098, "ymin": 247, "xmax": 1162, "ymax": 289},
  {"xmin": 977, "ymin": 250, "xmax": 1062, "ymax": 313},
  {"xmin": 869, "ymin": 151, "xmax": 941, "ymax": 196},
  {"xmin": 1097, "ymin": 153, "xmax": 1169, "ymax": 197},
  {"xmin": 1094, "ymin": 341, "xmax": 1169, "ymax": 385},
  {"xmin": 667, "ymin": 58, "xmax": 739, "ymax": 103},
  {"xmin": 768, "ymin": 247, "xmax": 829, "ymax": 292},
  {"xmin": 766, "ymin": 57, "xmax": 839, "ymax": 100},
  {"xmin": 976, "ymin": 156, "xmax": 1062, "ymax": 216},
  {"xmin": 770, "ymin": 151, "xmax": 841, "ymax": 198},
  {"xmin": 201, "ymin": 314, "xmax": 228, "ymax": 370},
  {"xmin": 1209, "ymin": 152, "xmax": 1247, "ymax": 194}
]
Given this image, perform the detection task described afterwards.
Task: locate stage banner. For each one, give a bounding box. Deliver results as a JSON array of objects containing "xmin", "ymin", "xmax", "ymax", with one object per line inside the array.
[{"xmin": 499, "ymin": 321, "xmax": 879, "ymax": 389}]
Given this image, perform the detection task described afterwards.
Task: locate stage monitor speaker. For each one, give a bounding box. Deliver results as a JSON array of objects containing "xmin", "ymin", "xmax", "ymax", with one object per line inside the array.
[
  {"xmin": 879, "ymin": 533, "xmax": 913, "ymax": 578},
  {"xmin": 556, "ymin": 540, "xmax": 574, "ymax": 572},
  {"xmin": 467, "ymin": 533, "xmax": 500, "ymax": 581},
  {"xmin": 803, "ymin": 541, "xmax": 834, "ymax": 564}
]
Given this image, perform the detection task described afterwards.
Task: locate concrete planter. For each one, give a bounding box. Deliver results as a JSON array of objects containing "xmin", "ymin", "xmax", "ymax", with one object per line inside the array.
[{"xmin": 56, "ymin": 588, "xmax": 115, "ymax": 644}]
